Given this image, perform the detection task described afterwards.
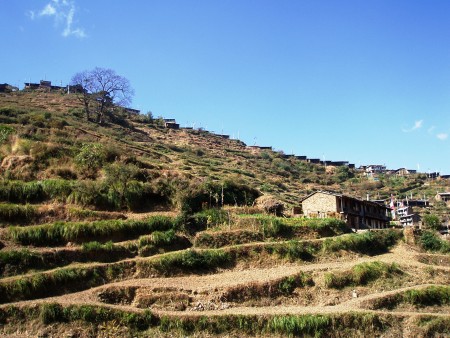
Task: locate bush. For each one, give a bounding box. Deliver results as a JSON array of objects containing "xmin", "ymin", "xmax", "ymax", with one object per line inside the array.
[
  {"xmin": 420, "ymin": 231, "xmax": 450, "ymax": 253},
  {"xmin": 74, "ymin": 143, "xmax": 106, "ymax": 177},
  {"xmin": 423, "ymin": 214, "xmax": 441, "ymax": 231},
  {"xmin": 0, "ymin": 125, "xmax": 14, "ymax": 144}
]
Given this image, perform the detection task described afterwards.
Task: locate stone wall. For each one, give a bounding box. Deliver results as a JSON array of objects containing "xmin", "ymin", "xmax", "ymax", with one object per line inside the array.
[{"xmin": 302, "ymin": 192, "xmax": 337, "ymax": 217}]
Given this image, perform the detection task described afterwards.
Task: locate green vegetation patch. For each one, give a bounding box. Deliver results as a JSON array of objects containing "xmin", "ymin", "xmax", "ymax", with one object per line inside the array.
[
  {"xmin": 324, "ymin": 261, "xmax": 402, "ymax": 289},
  {"xmin": 322, "ymin": 230, "xmax": 402, "ymax": 255},
  {"xmin": 0, "ymin": 203, "xmax": 37, "ymax": 224},
  {"xmin": 222, "ymin": 272, "xmax": 314, "ymax": 303},
  {"xmin": 419, "ymin": 231, "xmax": 450, "ymax": 253},
  {"xmin": 0, "ymin": 180, "xmax": 75, "ymax": 203},
  {"xmin": 416, "ymin": 316, "xmax": 450, "ymax": 337},
  {"xmin": 8, "ymin": 216, "xmax": 175, "ymax": 246},
  {"xmin": 235, "ymin": 215, "xmax": 351, "ymax": 239},
  {"xmin": 0, "ymin": 304, "xmax": 396, "ymax": 337},
  {"xmin": 137, "ymin": 249, "xmax": 234, "ymax": 277},
  {"xmin": 0, "ymin": 125, "xmax": 14, "ymax": 144},
  {"xmin": 0, "ymin": 261, "xmax": 135, "ymax": 303},
  {"xmin": 368, "ymin": 286, "xmax": 450, "ymax": 310},
  {"xmin": 194, "ymin": 230, "xmax": 264, "ymax": 248}
]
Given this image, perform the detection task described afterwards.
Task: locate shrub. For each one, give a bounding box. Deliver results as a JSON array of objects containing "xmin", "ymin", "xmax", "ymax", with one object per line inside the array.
[
  {"xmin": 423, "ymin": 214, "xmax": 441, "ymax": 231},
  {"xmin": 74, "ymin": 143, "xmax": 106, "ymax": 177},
  {"xmin": 420, "ymin": 231, "xmax": 450, "ymax": 253},
  {"xmin": 0, "ymin": 125, "xmax": 14, "ymax": 144}
]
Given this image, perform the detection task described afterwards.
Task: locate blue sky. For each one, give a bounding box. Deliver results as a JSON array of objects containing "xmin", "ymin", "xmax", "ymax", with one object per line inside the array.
[{"xmin": 2, "ymin": 1, "xmax": 450, "ymax": 173}]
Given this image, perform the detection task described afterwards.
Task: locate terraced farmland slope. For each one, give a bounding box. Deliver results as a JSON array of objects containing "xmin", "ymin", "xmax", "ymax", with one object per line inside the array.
[
  {"xmin": 0, "ymin": 213, "xmax": 449, "ymax": 337},
  {"xmin": 0, "ymin": 91, "xmax": 449, "ymax": 337}
]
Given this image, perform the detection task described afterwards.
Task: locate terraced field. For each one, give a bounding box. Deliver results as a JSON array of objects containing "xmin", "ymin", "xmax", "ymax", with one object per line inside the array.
[
  {"xmin": 0, "ymin": 91, "xmax": 449, "ymax": 337},
  {"xmin": 0, "ymin": 207, "xmax": 449, "ymax": 337}
]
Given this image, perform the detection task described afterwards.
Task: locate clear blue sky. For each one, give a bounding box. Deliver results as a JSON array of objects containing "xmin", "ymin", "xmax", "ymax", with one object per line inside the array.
[{"xmin": 2, "ymin": 1, "xmax": 450, "ymax": 173}]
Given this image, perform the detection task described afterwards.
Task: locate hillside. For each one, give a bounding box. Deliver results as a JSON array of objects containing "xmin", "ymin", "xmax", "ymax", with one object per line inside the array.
[{"xmin": 0, "ymin": 90, "xmax": 449, "ymax": 337}]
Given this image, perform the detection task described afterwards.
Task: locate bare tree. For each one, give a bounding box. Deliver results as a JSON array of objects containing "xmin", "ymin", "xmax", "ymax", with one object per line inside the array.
[{"xmin": 70, "ymin": 67, "xmax": 134, "ymax": 123}]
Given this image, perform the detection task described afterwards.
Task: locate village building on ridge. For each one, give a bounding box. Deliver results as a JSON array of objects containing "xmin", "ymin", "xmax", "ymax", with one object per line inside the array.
[{"xmin": 301, "ymin": 191, "xmax": 391, "ymax": 230}]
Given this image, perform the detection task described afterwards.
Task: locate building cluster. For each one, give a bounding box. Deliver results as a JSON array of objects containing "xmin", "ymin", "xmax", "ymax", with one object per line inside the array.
[
  {"xmin": 0, "ymin": 83, "xmax": 19, "ymax": 93},
  {"xmin": 298, "ymin": 190, "xmax": 450, "ymax": 230},
  {"xmin": 359, "ymin": 164, "xmax": 447, "ymax": 179},
  {"xmin": 161, "ymin": 118, "xmax": 233, "ymax": 141},
  {"xmin": 300, "ymin": 191, "xmax": 391, "ymax": 230},
  {"xmin": 1, "ymin": 79, "xmax": 85, "ymax": 94},
  {"xmin": 23, "ymin": 80, "xmax": 84, "ymax": 94}
]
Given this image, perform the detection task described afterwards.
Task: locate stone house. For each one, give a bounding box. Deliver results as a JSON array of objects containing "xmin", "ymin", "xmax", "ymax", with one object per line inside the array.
[
  {"xmin": 0, "ymin": 83, "xmax": 18, "ymax": 93},
  {"xmin": 435, "ymin": 192, "xmax": 450, "ymax": 206},
  {"xmin": 395, "ymin": 168, "xmax": 417, "ymax": 176},
  {"xmin": 301, "ymin": 191, "xmax": 391, "ymax": 229}
]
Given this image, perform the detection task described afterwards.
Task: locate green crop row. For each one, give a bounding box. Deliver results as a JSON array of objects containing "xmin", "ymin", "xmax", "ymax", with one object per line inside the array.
[
  {"xmin": 0, "ymin": 261, "xmax": 135, "ymax": 304},
  {"xmin": 0, "ymin": 305, "xmax": 396, "ymax": 337},
  {"xmin": 8, "ymin": 216, "xmax": 176, "ymax": 246}
]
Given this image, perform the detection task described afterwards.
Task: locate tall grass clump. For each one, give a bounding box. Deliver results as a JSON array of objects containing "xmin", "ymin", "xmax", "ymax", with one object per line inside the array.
[
  {"xmin": 194, "ymin": 230, "xmax": 263, "ymax": 248},
  {"xmin": 403, "ymin": 286, "xmax": 450, "ymax": 307},
  {"xmin": 195, "ymin": 208, "xmax": 229, "ymax": 228},
  {"xmin": 269, "ymin": 240, "xmax": 316, "ymax": 261},
  {"xmin": 0, "ymin": 304, "xmax": 153, "ymax": 332},
  {"xmin": 417, "ymin": 316, "xmax": 450, "ymax": 337},
  {"xmin": 40, "ymin": 179, "xmax": 74, "ymax": 202},
  {"xmin": 0, "ymin": 262, "xmax": 134, "ymax": 303},
  {"xmin": 0, "ymin": 180, "xmax": 76, "ymax": 203},
  {"xmin": 269, "ymin": 315, "xmax": 331, "ymax": 337},
  {"xmin": 8, "ymin": 216, "xmax": 176, "ymax": 246},
  {"xmin": 324, "ymin": 261, "xmax": 402, "ymax": 289},
  {"xmin": 140, "ymin": 249, "xmax": 233, "ymax": 276},
  {"xmin": 306, "ymin": 218, "xmax": 352, "ymax": 236},
  {"xmin": 0, "ymin": 181, "xmax": 43, "ymax": 203},
  {"xmin": 0, "ymin": 203, "xmax": 37, "ymax": 223},
  {"xmin": 138, "ymin": 229, "xmax": 187, "ymax": 256},
  {"xmin": 370, "ymin": 286, "xmax": 450, "ymax": 310},
  {"xmin": 0, "ymin": 249, "xmax": 44, "ymax": 276},
  {"xmin": 322, "ymin": 230, "xmax": 402, "ymax": 255}
]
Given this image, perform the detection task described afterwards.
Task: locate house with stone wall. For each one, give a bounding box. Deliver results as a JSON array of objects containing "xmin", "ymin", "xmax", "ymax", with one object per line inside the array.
[
  {"xmin": 301, "ymin": 191, "xmax": 391, "ymax": 229},
  {"xmin": 435, "ymin": 192, "xmax": 450, "ymax": 206}
]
